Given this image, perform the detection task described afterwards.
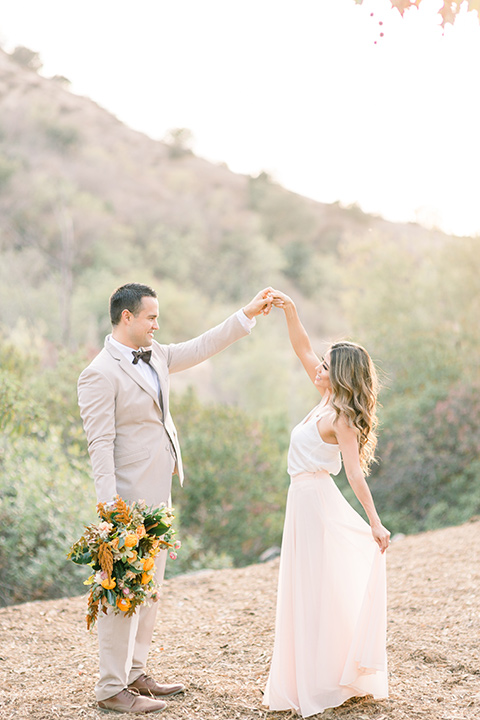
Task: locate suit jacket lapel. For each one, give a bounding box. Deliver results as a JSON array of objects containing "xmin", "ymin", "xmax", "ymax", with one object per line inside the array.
[
  {"xmin": 105, "ymin": 338, "xmax": 162, "ymax": 411},
  {"xmin": 149, "ymin": 355, "xmax": 165, "ymax": 414}
]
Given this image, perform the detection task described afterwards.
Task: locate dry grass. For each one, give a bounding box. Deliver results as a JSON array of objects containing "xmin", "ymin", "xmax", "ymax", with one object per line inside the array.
[{"xmin": 1, "ymin": 520, "xmax": 480, "ymax": 720}]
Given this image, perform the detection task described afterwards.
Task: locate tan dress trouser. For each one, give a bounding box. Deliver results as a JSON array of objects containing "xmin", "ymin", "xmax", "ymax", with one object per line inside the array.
[{"xmin": 95, "ymin": 550, "xmax": 167, "ymax": 701}]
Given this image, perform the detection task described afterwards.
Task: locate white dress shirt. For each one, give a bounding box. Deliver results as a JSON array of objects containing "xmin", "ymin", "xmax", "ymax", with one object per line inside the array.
[{"xmin": 109, "ymin": 336, "xmax": 160, "ymax": 394}]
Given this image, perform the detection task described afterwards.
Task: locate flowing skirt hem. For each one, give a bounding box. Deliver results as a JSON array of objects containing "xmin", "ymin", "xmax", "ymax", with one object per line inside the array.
[
  {"xmin": 263, "ymin": 471, "xmax": 388, "ymax": 718},
  {"xmin": 262, "ymin": 689, "xmax": 377, "ymax": 718}
]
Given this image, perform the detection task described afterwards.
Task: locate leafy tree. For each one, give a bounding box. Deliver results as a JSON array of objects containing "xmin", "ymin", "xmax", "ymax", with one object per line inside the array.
[
  {"xmin": 0, "ymin": 154, "xmax": 17, "ymax": 191},
  {"xmin": 371, "ymin": 380, "xmax": 480, "ymax": 533},
  {"xmin": 339, "ymin": 231, "xmax": 480, "ymax": 534},
  {"xmin": 10, "ymin": 46, "xmax": 42, "ymax": 71},
  {"xmin": 50, "ymin": 75, "xmax": 71, "ymax": 88},
  {"xmin": 1, "ymin": 178, "xmax": 116, "ymax": 347},
  {"xmin": 43, "ymin": 121, "xmax": 79, "ymax": 151},
  {"xmin": 163, "ymin": 127, "xmax": 194, "ymax": 158}
]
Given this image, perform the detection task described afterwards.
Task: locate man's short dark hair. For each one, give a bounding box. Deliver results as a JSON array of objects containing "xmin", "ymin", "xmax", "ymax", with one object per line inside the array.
[{"xmin": 109, "ymin": 283, "xmax": 157, "ymax": 325}]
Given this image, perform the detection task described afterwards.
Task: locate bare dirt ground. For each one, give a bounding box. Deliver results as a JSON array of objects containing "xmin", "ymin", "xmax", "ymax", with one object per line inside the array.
[{"xmin": 1, "ymin": 519, "xmax": 480, "ymax": 720}]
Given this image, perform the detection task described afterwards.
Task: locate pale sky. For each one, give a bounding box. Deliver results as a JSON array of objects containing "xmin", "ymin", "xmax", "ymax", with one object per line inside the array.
[{"xmin": 1, "ymin": 0, "xmax": 480, "ymax": 236}]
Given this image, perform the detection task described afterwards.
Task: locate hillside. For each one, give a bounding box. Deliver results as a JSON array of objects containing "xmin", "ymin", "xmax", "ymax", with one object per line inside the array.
[
  {"xmin": 1, "ymin": 519, "xmax": 479, "ymax": 720},
  {"xmin": 0, "ymin": 45, "xmax": 454, "ymax": 353}
]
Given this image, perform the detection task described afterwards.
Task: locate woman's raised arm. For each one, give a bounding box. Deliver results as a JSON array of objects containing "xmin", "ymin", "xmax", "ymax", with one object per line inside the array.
[{"xmin": 271, "ymin": 290, "xmax": 320, "ymax": 384}]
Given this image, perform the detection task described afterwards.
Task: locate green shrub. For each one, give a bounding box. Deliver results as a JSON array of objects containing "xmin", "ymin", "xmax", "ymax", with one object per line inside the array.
[
  {"xmin": 0, "ymin": 431, "xmax": 95, "ymax": 606},
  {"xmin": 170, "ymin": 388, "xmax": 288, "ymax": 568}
]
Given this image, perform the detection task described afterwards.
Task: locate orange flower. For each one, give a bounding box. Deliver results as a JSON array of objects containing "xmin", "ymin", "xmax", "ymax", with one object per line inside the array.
[
  {"xmin": 128, "ymin": 550, "xmax": 138, "ymax": 563},
  {"xmin": 141, "ymin": 572, "xmax": 153, "ymax": 585},
  {"xmin": 110, "ymin": 538, "xmax": 119, "ymax": 551},
  {"xmin": 116, "ymin": 597, "xmax": 131, "ymax": 612},
  {"xmin": 124, "ymin": 534, "xmax": 138, "ymax": 548},
  {"xmin": 101, "ymin": 577, "xmax": 116, "ymax": 590},
  {"xmin": 136, "ymin": 524, "xmax": 146, "ymax": 539},
  {"xmin": 142, "ymin": 557, "xmax": 155, "ymax": 572}
]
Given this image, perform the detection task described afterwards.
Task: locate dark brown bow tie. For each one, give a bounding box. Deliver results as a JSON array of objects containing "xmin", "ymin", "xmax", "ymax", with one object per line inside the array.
[{"xmin": 132, "ymin": 348, "xmax": 152, "ymax": 365}]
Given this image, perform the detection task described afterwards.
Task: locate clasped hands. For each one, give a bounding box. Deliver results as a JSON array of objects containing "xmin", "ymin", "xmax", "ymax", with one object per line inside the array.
[{"xmin": 243, "ymin": 287, "xmax": 291, "ymax": 319}]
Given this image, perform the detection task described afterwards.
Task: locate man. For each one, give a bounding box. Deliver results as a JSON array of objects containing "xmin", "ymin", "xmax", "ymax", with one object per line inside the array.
[{"xmin": 78, "ymin": 282, "xmax": 272, "ymax": 714}]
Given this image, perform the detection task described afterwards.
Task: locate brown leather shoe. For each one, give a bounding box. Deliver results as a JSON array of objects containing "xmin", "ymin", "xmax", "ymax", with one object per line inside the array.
[
  {"xmin": 128, "ymin": 673, "xmax": 185, "ymax": 698},
  {"xmin": 98, "ymin": 688, "xmax": 167, "ymax": 713}
]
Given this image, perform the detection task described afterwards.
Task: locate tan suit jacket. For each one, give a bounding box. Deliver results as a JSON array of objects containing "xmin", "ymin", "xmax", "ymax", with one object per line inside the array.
[{"xmin": 78, "ymin": 311, "xmax": 249, "ymax": 506}]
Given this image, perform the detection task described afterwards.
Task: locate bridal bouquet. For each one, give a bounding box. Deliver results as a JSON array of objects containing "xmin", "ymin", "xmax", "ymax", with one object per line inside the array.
[{"xmin": 68, "ymin": 495, "xmax": 180, "ymax": 629}]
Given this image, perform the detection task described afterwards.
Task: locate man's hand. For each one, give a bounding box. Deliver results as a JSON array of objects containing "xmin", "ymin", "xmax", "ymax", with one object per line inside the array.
[
  {"xmin": 243, "ymin": 287, "xmax": 274, "ymax": 319},
  {"xmin": 269, "ymin": 289, "xmax": 295, "ymax": 311}
]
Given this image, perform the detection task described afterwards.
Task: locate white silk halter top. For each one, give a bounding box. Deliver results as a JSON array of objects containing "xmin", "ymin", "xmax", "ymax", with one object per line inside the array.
[{"xmin": 287, "ymin": 402, "xmax": 342, "ymax": 477}]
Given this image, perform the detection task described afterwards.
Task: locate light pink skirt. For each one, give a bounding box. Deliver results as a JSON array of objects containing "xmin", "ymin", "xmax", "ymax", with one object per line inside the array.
[{"xmin": 263, "ymin": 470, "xmax": 388, "ymax": 718}]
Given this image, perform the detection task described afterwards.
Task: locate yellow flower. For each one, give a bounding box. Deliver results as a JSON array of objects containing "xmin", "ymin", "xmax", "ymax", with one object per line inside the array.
[
  {"xmin": 141, "ymin": 572, "xmax": 153, "ymax": 585},
  {"xmin": 142, "ymin": 557, "xmax": 155, "ymax": 572},
  {"xmin": 124, "ymin": 534, "xmax": 138, "ymax": 548},
  {"xmin": 128, "ymin": 550, "xmax": 138, "ymax": 563},
  {"xmin": 101, "ymin": 577, "xmax": 116, "ymax": 589},
  {"xmin": 136, "ymin": 524, "xmax": 146, "ymax": 539},
  {"xmin": 116, "ymin": 597, "xmax": 131, "ymax": 612}
]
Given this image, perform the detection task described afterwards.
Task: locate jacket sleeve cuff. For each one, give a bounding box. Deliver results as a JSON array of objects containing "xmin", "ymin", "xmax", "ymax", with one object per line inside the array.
[{"xmin": 236, "ymin": 308, "xmax": 256, "ymax": 333}]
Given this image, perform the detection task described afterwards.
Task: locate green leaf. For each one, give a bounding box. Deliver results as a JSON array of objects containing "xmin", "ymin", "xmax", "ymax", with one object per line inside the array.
[
  {"xmin": 69, "ymin": 548, "xmax": 92, "ymax": 565},
  {"xmin": 105, "ymin": 589, "xmax": 116, "ymax": 607},
  {"xmin": 148, "ymin": 521, "xmax": 170, "ymax": 536}
]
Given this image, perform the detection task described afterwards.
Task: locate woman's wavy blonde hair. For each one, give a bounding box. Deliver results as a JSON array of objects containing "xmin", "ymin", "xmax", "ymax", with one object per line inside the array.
[{"xmin": 328, "ymin": 341, "xmax": 379, "ymax": 475}]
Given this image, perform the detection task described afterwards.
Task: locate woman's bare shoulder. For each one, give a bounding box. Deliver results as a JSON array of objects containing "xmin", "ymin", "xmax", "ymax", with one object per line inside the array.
[{"xmin": 333, "ymin": 412, "xmax": 359, "ymax": 442}]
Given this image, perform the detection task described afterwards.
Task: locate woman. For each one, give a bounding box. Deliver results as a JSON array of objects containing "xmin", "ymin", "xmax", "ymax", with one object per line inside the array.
[{"xmin": 263, "ymin": 290, "xmax": 390, "ymax": 718}]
